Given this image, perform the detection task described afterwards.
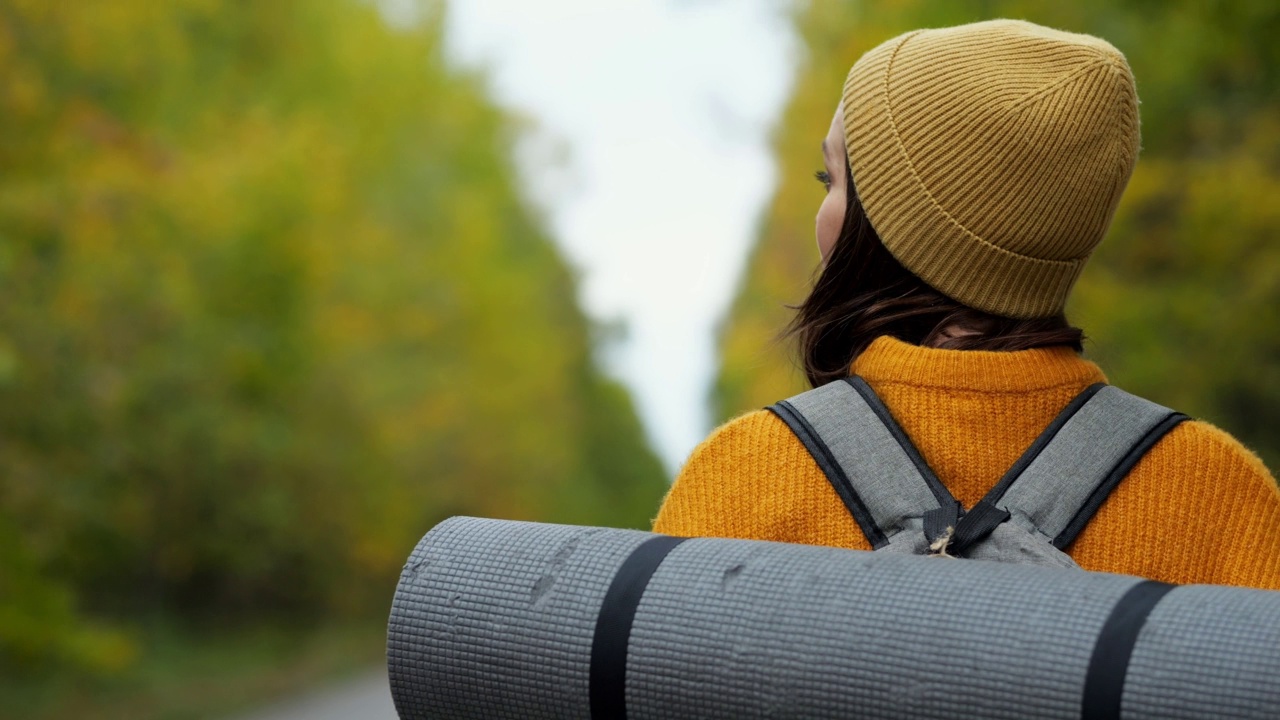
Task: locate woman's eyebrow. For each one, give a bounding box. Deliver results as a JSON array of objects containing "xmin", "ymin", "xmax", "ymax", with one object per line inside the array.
[{"xmin": 821, "ymin": 139, "xmax": 831, "ymax": 165}]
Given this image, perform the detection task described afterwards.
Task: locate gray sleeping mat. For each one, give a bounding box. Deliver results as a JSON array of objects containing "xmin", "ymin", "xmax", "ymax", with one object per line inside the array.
[{"xmin": 387, "ymin": 516, "xmax": 1280, "ymax": 719}]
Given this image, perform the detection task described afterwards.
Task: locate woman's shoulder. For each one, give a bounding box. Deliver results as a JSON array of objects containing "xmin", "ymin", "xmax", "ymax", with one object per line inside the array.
[
  {"xmin": 650, "ymin": 409, "xmax": 840, "ymax": 539},
  {"xmin": 1076, "ymin": 414, "xmax": 1280, "ymax": 587},
  {"xmin": 1156, "ymin": 418, "xmax": 1273, "ymax": 484},
  {"xmin": 687, "ymin": 409, "xmax": 801, "ymax": 459},
  {"xmin": 1111, "ymin": 415, "xmax": 1277, "ymax": 523},
  {"xmin": 667, "ymin": 409, "xmax": 814, "ymax": 494}
]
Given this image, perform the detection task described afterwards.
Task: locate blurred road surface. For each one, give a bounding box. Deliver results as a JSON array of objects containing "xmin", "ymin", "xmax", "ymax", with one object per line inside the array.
[{"xmin": 227, "ymin": 668, "xmax": 397, "ymax": 720}]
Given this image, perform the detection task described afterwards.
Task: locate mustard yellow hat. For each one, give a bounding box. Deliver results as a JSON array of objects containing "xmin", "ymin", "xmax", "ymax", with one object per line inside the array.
[{"xmin": 843, "ymin": 19, "xmax": 1139, "ymax": 318}]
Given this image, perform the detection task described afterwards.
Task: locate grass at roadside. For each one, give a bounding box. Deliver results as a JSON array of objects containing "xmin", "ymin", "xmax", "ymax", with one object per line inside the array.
[{"xmin": 2, "ymin": 616, "xmax": 387, "ymax": 720}]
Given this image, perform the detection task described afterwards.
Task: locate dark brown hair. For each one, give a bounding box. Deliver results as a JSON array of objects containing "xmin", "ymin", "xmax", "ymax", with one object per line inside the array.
[{"xmin": 785, "ymin": 166, "xmax": 1084, "ymax": 388}]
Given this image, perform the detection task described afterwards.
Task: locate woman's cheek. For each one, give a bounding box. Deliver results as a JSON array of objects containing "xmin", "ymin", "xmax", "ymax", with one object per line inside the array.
[{"xmin": 816, "ymin": 191, "xmax": 845, "ymax": 260}]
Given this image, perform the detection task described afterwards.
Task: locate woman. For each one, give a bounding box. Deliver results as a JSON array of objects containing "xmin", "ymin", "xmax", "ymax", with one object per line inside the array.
[{"xmin": 652, "ymin": 19, "xmax": 1280, "ymax": 588}]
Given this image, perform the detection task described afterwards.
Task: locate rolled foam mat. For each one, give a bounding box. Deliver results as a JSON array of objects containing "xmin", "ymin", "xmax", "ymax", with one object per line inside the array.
[{"xmin": 387, "ymin": 516, "xmax": 1280, "ymax": 719}]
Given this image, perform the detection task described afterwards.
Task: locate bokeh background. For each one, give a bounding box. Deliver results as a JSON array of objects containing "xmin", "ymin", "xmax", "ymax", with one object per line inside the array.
[{"xmin": 2, "ymin": 1, "xmax": 1276, "ymax": 718}]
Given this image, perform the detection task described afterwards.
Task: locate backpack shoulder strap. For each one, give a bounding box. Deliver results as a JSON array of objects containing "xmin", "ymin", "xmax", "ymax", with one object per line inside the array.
[
  {"xmin": 766, "ymin": 376, "xmax": 956, "ymax": 549},
  {"xmin": 984, "ymin": 384, "xmax": 1189, "ymax": 550}
]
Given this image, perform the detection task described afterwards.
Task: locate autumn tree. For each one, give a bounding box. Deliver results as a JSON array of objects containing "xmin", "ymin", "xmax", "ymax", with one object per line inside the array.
[{"xmin": 0, "ymin": 0, "xmax": 666, "ymax": 671}]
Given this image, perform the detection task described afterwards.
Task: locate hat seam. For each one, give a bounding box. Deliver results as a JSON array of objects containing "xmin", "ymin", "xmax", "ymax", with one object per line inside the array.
[
  {"xmin": 1004, "ymin": 57, "xmax": 1114, "ymax": 114},
  {"xmin": 874, "ymin": 33, "xmax": 1095, "ymax": 270}
]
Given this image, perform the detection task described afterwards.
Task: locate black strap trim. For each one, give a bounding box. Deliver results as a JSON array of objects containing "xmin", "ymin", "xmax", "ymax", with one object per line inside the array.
[
  {"xmin": 950, "ymin": 499, "xmax": 1012, "ymax": 556},
  {"xmin": 923, "ymin": 499, "xmax": 961, "ymax": 547},
  {"xmin": 982, "ymin": 383, "xmax": 1107, "ymax": 507},
  {"xmin": 767, "ymin": 400, "xmax": 888, "ymax": 548},
  {"xmin": 589, "ymin": 535, "xmax": 689, "ymax": 720},
  {"xmin": 1082, "ymin": 580, "xmax": 1177, "ymax": 720},
  {"xmin": 1053, "ymin": 412, "xmax": 1189, "ymax": 550},
  {"xmin": 843, "ymin": 376, "xmax": 955, "ymax": 509}
]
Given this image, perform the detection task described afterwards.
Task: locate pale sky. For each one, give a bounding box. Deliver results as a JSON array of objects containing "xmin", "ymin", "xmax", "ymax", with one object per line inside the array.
[{"xmin": 445, "ymin": 0, "xmax": 797, "ymax": 472}]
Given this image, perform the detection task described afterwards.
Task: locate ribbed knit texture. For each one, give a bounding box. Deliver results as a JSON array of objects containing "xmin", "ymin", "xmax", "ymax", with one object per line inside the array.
[
  {"xmin": 843, "ymin": 20, "xmax": 1140, "ymax": 318},
  {"xmin": 653, "ymin": 337, "xmax": 1280, "ymax": 589}
]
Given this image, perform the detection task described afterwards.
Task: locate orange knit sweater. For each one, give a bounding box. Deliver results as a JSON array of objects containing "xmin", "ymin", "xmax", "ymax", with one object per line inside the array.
[{"xmin": 653, "ymin": 336, "xmax": 1280, "ymax": 589}]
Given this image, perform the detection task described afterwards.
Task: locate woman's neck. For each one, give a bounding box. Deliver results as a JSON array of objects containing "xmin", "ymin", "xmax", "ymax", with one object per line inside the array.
[{"xmin": 924, "ymin": 323, "xmax": 982, "ymax": 348}]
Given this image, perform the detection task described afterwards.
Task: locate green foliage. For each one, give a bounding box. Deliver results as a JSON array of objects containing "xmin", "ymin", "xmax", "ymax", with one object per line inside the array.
[
  {"xmin": 715, "ymin": 0, "xmax": 1280, "ymax": 471},
  {"xmin": 0, "ymin": 518, "xmax": 135, "ymax": 674},
  {"xmin": 0, "ymin": 0, "xmax": 666, "ymax": 673}
]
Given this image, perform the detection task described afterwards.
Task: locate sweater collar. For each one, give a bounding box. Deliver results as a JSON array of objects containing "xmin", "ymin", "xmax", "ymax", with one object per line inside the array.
[{"xmin": 850, "ymin": 335, "xmax": 1107, "ymax": 393}]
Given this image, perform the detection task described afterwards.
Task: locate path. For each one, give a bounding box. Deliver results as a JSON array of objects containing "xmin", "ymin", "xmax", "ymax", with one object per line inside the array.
[{"xmin": 227, "ymin": 668, "xmax": 397, "ymax": 720}]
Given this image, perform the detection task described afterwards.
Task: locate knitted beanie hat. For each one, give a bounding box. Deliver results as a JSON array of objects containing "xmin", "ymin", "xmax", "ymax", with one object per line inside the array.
[{"xmin": 842, "ymin": 19, "xmax": 1139, "ymax": 319}]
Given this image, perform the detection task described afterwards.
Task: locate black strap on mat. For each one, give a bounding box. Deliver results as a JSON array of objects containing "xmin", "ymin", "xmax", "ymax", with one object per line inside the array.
[
  {"xmin": 589, "ymin": 535, "xmax": 689, "ymax": 720},
  {"xmin": 1082, "ymin": 580, "xmax": 1178, "ymax": 720}
]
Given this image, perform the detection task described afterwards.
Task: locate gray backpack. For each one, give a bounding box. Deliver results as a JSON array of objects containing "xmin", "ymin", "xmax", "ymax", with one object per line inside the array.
[{"xmin": 767, "ymin": 376, "xmax": 1188, "ymax": 568}]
